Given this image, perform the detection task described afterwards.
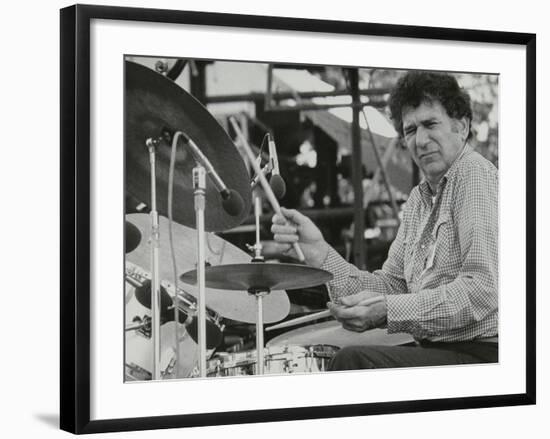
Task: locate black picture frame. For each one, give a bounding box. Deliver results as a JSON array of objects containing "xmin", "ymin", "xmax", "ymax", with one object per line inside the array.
[{"xmin": 60, "ymin": 4, "xmax": 536, "ymax": 434}]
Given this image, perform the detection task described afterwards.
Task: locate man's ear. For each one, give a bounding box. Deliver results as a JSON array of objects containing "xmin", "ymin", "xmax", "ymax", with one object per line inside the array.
[{"xmin": 453, "ymin": 117, "xmax": 470, "ymax": 140}]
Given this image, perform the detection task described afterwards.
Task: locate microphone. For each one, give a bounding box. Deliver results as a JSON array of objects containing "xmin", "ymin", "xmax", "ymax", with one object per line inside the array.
[
  {"xmin": 268, "ymin": 134, "xmax": 286, "ymax": 199},
  {"xmin": 179, "ymin": 131, "xmax": 245, "ymax": 216},
  {"xmin": 249, "ymin": 134, "xmax": 286, "ymax": 198}
]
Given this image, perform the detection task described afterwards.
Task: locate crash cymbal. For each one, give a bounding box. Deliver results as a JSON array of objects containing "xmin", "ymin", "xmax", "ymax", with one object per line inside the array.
[
  {"xmin": 180, "ymin": 263, "xmax": 333, "ymax": 292},
  {"xmin": 125, "ymin": 220, "xmax": 142, "ymax": 253},
  {"xmin": 126, "ymin": 213, "xmax": 290, "ymax": 324},
  {"xmin": 125, "ymin": 60, "xmax": 251, "ymax": 232}
]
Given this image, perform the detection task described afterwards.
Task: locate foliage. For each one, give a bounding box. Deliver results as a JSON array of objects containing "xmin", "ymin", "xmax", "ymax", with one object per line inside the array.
[{"xmin": 316, "ymin": 67, "xmax": 499, "ymax": 167}]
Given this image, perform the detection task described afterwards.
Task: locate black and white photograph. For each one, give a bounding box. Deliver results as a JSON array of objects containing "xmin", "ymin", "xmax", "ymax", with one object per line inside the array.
[
  {"xmin": 1, "ymin": 0, "xmax": 546, "ymax": 437},
  {"xmin": 123, "ymin": 56, "xmax": 500, "ymax": 381},
  {"xmin": 55, "ymin": 3, "xmax": 536, "ymax": 434}
]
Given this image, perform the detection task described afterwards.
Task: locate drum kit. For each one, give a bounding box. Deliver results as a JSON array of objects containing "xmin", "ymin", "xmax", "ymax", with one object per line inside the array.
[{"xmin": 124, "ymin": 60, "xmax": 412, "ymax": 381}]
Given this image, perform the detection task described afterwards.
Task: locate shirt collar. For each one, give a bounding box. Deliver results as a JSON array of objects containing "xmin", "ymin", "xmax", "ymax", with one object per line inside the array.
[{"xmin": 418, "ymin": 143, "xmax": 472, "ymax": 204}]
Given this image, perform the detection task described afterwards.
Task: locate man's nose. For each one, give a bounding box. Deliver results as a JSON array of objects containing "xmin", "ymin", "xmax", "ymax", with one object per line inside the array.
[{"xmin": 415, "ymin": 126, "xmax": 430, "ymax": 149}]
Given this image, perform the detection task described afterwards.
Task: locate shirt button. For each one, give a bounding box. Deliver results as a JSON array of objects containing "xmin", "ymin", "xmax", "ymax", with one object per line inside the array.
[{"xmin": 421, "ymin": 244, "xmax": 426, "ymax": 249}]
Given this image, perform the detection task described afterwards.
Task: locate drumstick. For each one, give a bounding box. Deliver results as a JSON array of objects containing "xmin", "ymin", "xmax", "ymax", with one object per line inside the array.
[
  {"xmin": 266, "ymin": 310, "xmax": 331, "ymax": 332},
  {"xmin": 229, "ymin": 116, "xmax": 306, "ymax": 262},
  {"xmin": 266, "ymin": 295, "xmax": 384, "ymax": 332}
]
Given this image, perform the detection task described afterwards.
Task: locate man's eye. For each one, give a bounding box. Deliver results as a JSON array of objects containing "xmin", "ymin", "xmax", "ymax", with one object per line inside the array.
[{"xmin": 404, "ymin": 128, "xmax": 416, "ymax": 136}]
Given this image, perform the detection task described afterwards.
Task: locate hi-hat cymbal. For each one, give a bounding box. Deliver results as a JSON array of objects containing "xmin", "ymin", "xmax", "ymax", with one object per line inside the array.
[
  {"xmin": 126, "ymin": 213, "xmax": 290, "ymax": 324},
  {"xmin": 180, "ymin": 263, "xmax": 333, "ymax": 292},
  {"xmin": 125, "ymin": 60, "xmax": 251, "ymax": 232}
]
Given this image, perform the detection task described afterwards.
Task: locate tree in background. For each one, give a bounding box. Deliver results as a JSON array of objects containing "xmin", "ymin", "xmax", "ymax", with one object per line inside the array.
[{"xmin": 317, "ymin": 68, "xmax": 499, "ymax": 167}]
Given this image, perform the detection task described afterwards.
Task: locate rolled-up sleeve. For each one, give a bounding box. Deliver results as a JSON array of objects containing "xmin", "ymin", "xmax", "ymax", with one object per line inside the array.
[{"xmin": 321, "ymin": 200, "xmax": 412, "ymax": 302}]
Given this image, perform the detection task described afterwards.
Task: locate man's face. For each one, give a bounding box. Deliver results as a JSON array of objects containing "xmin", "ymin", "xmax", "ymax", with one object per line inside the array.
[{"xmin": 402, "ymin": 100, "xmax": 468, "ymax": 187}]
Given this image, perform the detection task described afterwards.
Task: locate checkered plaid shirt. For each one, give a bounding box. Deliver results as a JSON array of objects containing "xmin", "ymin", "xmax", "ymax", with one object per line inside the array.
[{"xmin": 322, "ymin": 145, "xmax": 498, "ymax": 342}]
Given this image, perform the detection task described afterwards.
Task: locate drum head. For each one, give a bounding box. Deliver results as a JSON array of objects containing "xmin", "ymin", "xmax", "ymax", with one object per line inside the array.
[{"xmin": 266, "ymin": 320, "xmax": 413, "ymax": 347}]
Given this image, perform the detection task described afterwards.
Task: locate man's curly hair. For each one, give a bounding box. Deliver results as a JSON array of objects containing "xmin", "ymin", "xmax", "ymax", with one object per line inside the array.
[{"xmin": 389, "ymin": 71, "xmax": 473, "ymax": 139}]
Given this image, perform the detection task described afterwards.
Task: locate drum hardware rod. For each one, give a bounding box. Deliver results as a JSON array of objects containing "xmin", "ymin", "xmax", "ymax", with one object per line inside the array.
[
  {"xmin": 257, "ymin": 293, "xmax": 264, "ymax": 375},
  {"xmin": 251, "ymin": 188, "xmax": 267, "ymax": 375},
  {"xmin": 251, "ymin": 189, "xmax": 264, "ymax": 261},
  {"xmin": 250, "ymin": 288, "xmax": 269, "ymax": 375},
  {"xmin": 125, "ymin": 274, "xmax": 143, "ymax": 289},
  {"xmin": 193, "ymin": 165, "xmax": 208, "ymax": 377},
  {"xmin": 229, "ymin": 116, "xmax": 305, "ymax": 262},
  {"xmin": 125, "ymin": 321, "xmax": 148, "ymax": 332},
  {"xmin": 167, "ymin": 301, "xmax": 194, "ymax": 316},
  {"xmin": 146, "ymin": 138, "xmax": 162, "ymax": 381}
]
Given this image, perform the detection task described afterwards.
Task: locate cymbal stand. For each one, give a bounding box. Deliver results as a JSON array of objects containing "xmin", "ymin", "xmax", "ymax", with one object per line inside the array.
[
  {"xmin": 251, "ymin": 287, "xmax": 268, "ymax": 376},
  {"xmin": 146, "ymin": 139, "xmax": 162, "ymax": 380},
  {"xmin": 251, "ymin": 189, "xmax": 264, "ymax": 262},
  {"xmin": 193, "ymin": 165, "xmax": 208, "ymax": 377},
  {"xmin": 250, "ymin": 188, "xmax": 267, "ymax": 375}
]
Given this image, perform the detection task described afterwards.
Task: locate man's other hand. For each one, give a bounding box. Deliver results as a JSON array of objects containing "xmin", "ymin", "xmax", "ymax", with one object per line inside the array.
[{"xmin": 327, "ymin": 291, "xmax": 387, "ymax": 332}]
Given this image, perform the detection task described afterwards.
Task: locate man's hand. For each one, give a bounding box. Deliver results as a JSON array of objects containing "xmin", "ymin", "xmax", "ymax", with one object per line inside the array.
[
  {"xmin": 270, "ymin": 207, "xmax": 330, "ymax": 268},
  {"xmin": 327, "ymin": 291, "xmax": 387, "ymax": 332}
]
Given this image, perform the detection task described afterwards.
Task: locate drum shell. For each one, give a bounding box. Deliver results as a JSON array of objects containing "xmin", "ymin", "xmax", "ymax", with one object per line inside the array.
[
  {"xmin": 125, "ymin": 280, "xmax": 213, "ymax": 380},
  {"xmin": 205, "ymin": 344, "xmax": 340, "ymax": 377},
  {"xmin": 264, "ymin": 344, "xmax": 339, "ymax": 374}
]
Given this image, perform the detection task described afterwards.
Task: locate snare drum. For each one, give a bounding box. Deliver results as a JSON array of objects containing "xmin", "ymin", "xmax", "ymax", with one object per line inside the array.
[
  {"xmin": 267, "ymin": 320, "xmax": 414, "ymax": 348},
  {"xmin": 205, "ymin": 344, "xmax": 340, "ymax": 377},
  {"xmin": 264, "ymin": 344, "xmax": 339, "ymax": 374}
]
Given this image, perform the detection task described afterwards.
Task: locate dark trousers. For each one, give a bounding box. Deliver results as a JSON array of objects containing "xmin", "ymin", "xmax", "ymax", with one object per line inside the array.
[{"xmin": 328, "ymin": 341, "xmax": 498, "ymax": 371}]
